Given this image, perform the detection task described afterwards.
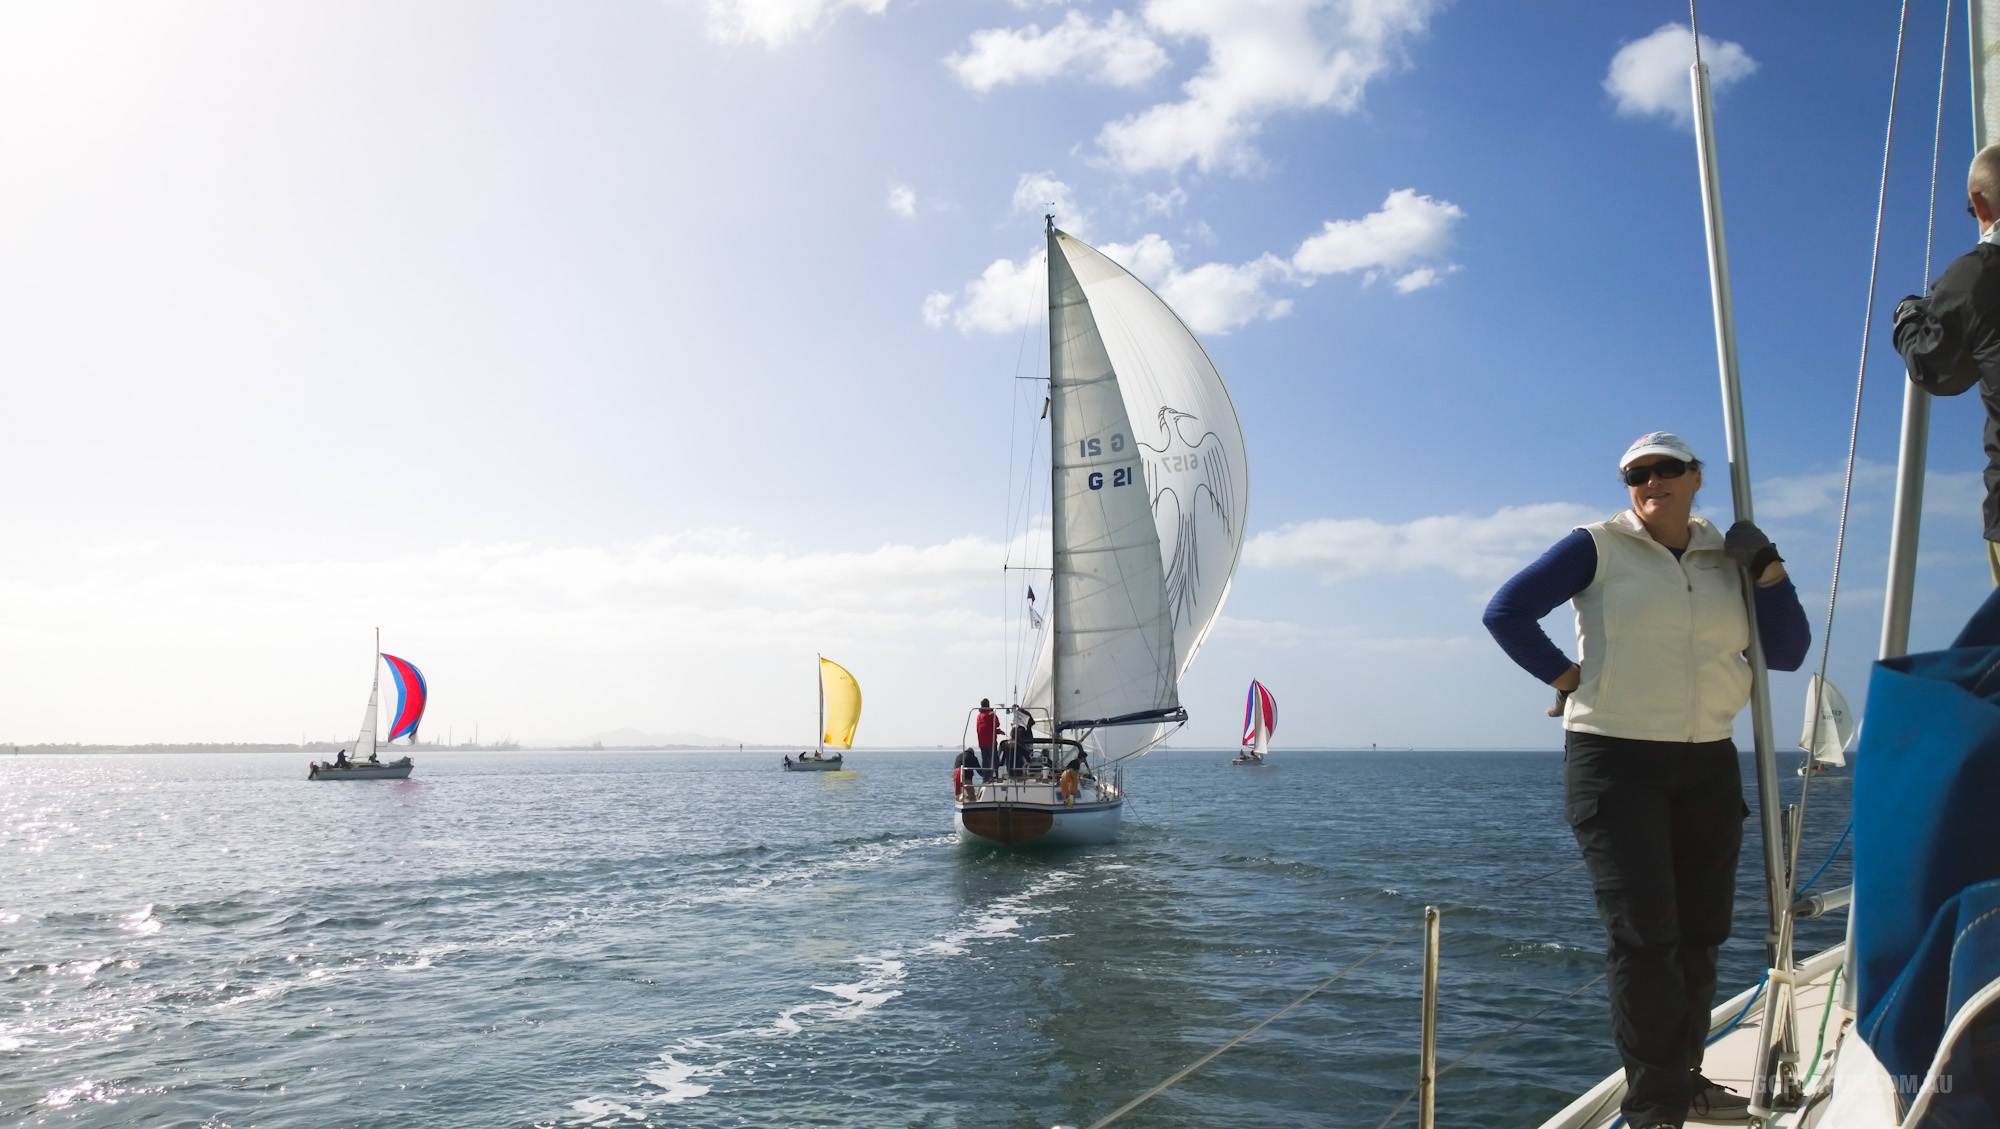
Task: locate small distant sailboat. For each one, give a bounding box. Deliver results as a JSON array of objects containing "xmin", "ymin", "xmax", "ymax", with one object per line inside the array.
[
  {"xmin": 1232, "ymin": 680, "xmax": 1276, "ymax": 765},
  {"xmin": 1796, "ymin": 673, "xmax": 1854, "ymax": 782},
  {"xmin": 784, "ymin": 656, "xmax": 858, "ymax": 772},
  {"xmin": 310, "ymin": 630, "xmax": 422, "ymax": 780}
]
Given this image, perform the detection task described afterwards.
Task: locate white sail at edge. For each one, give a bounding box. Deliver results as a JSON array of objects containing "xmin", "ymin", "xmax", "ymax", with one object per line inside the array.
[
  {"xmin": 1798, "ymin": 675, "xmax": 1853, "ymax": 768},
  {"xmin": 355, "ymin": 661, "xmax": 379, "ymax": 762}
]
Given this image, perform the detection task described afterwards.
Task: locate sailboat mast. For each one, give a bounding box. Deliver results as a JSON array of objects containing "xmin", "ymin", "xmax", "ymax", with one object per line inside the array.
[
  {"xmin": 1690, "ymin": 32, "xmax": 1789, "ymax": 968},
  {"xmin": 1045, "ymin": 215, "xmax": 1063, "ymax": 738},
  {"xmin": 817, "ymin": 655, "xmax": 825, "ymax": 756}
]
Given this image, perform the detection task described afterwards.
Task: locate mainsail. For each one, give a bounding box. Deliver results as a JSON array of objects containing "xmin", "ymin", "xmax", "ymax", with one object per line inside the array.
[
  {"xmin": 1242, "ymin": 679, "xmax": 1277, "ymax": 758},
  {"xmin": 1055, "ymin": 235, "xmax": 1249, "ymax": 678},
  {"xmin": 383, "ymin": 654, "xmax": 428, "ymax": 743},
  {"xmin": 820, "ymin": 658, "xmax": 861, "ymax": 750},
  {"xmin": 1045, "ymin": 225, "xmax": 1181, "ymax": 749},
  {"xmin": 354, "ymin": 655, "xmax": 379, "ymax": 763},
  {"xmin": 1797, "ymin": 674, "xmax": 1852, "ymax": 768}
]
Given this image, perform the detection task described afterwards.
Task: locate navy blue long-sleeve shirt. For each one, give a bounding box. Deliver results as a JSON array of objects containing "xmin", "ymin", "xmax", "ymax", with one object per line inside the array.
[{"xmin": 1483, "ymin": 529, "xmax": 1812, "ymax": 683}]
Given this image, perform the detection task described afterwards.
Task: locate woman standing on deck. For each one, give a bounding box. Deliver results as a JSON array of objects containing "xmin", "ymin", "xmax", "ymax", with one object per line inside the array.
[{"xmin": 1483, "ymin": 432, "xmax": 1810, "ymax": 1129}]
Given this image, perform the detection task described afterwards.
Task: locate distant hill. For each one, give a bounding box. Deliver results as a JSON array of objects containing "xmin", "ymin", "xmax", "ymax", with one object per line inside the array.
[{"xmin": 521, "ymin": 728, "xmax": 763, "ymax": 749}]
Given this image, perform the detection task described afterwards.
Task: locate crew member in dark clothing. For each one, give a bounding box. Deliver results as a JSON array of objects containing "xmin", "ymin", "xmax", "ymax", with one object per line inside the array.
[{"xmin": 1895, "ymin": 143, "xmax": 2000, "ymax": 584}]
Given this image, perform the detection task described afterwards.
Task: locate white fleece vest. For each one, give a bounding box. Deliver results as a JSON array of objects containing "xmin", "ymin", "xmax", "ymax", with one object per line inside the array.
[{"xmin": 1563, "ymin": 511, "xmax": 1751, "ymax": 743}]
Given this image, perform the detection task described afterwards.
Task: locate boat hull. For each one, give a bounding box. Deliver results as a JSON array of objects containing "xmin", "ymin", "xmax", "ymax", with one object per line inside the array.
[
  {"xmin": 782, "ymin": 757, "xmax": 844, "ymax": 772},
  {"xmin": 955, "ymin": 780, "xmax": 1122, "ymax": 846},
  {"xmin": 309, "ymin": 758, "xmax": 413, "ymax": 780}
]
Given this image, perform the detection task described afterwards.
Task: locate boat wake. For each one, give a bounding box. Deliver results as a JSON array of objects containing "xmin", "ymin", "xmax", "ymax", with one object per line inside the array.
[
  {"xmin": 551, "ymin": 863, "xmax": 1093, "ymax": 1125},
  {"xmin": 771, "ymin": 956, "xmax": 906, "ymax": 1035}
]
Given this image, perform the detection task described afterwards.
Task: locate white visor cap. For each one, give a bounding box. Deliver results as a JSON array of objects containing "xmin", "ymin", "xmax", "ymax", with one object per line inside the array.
[{"xmin": 1619, "ymin": 431, "xmax": 1698, "ymax": 472}]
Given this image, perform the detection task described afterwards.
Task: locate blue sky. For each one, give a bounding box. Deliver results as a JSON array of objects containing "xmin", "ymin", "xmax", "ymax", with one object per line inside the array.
[{"xmin": 1, "ymin": 0, "xmax": 1989, "ymax": 748}]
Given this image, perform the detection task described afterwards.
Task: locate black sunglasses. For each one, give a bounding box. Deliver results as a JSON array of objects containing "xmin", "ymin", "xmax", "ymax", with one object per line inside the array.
[{"xmin": 1622, "ymin": 458, "xmax": 1689, "ymax": 486}]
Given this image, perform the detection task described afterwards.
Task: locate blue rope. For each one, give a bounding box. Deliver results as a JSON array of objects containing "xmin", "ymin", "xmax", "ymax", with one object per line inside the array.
[
  {"xmin": 1706, "ymin": 973, "xmax": 1768, "ymax": 1047},
  {"xmin": 1797, "ymin": 818, "xmax": 1853, "ymax": 896}
]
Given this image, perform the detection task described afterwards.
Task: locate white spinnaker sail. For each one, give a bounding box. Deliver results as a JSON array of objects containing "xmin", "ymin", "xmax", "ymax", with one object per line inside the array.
[
  {"xmin": 1057, "ymin": 235, "xmax": 1249, "ymax": 679},
  {"xmin": 355, "ymin": 662, "xmax": 379, "ymax": 763},
  {"xmin": 1041, "ymin": 226, "xmax": 1180, "ymax": 758},
  {"xmin": 1798, "ymin": 674, "xmax": 1854, "ymax": 768}
]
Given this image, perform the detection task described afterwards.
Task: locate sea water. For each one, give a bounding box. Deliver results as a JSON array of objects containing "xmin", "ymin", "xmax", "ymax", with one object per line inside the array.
[{"xmin": 0, "ymin": 749, "xmax": 1852, "ymax": 1128}]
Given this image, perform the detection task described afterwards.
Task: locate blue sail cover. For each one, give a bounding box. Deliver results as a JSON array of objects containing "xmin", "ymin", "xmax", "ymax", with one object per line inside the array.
[{"xmin": 1853, "ymin": 586, "xmax": 2000, "ymax": 1123}]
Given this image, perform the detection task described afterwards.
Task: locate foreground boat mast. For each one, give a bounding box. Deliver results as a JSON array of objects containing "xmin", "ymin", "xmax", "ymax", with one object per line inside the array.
[{"xmin": 1689, "ymin": 13, "xmax": 1798, "ymax": 1110}]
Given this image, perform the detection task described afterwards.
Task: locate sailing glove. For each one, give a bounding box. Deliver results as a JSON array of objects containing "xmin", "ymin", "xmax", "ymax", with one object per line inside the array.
[{"xmin": 1724, "ymin": 520, "xmax": 1783, "ymax": 578}]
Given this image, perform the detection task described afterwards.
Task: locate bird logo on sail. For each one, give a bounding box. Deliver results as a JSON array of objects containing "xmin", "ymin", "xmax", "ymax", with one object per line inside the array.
[{"xmin": 1141, "ymin": 406, "xmax": 1237, "ymax": 631}]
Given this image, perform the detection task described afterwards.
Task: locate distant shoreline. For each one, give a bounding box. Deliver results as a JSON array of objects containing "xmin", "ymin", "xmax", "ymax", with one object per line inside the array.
[{"xmin": 0, "ymin": 744, "xmax": 1564, "ymax": 756}]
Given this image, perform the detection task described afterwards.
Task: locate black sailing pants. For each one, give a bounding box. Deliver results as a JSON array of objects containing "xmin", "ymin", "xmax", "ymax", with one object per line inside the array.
[{"xmin": 1564, "ymin": 732, "xmax": 1746, "ymax": 1128}]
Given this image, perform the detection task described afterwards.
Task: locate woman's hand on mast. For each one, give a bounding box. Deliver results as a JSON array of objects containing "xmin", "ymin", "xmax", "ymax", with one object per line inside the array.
[{"xmin": 1723, "ymin": 520, "xmax": 1789, "ymax": 587}]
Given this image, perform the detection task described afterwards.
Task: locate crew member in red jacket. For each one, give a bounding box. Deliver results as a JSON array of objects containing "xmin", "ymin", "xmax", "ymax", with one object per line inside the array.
[{"xmin": 974, "ymin": 700, "xmax": 999, "ymax": 781}]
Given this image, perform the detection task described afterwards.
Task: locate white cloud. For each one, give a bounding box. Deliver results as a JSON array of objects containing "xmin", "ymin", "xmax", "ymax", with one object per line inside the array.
[
  {"xmin": 1136, "ymin": 187, "xmax": 1187, "ymax": 217},
  {"xmin": 1012, "ymin": 171, "xmax": 1088, "ymax": 237},
  {"xmin": 1754, "ymin": 464, "xmax": 1894, "ymax": 521},
  {"xmin": 924, "ymin": 253, "xmax": 1042, "ymax": 333},
  {"xmin": 948, "ymin": 10, "xmax": 1170, "ymax": 92},
  {"xmin": 703, "ymin": 0, "xmax": 892, "ymax": 47},
  {"xmin": 1604, "ymin": 23, "xmax": 1756, "ymax": 128},
  {"xmin": 1392, "ymin": 267, "xmax": 1440, "ymax": 293},
  {"xmin": 1244, "ymin": 502, "xmax": 1604, "ymax": 582},
  {"xmin": 1097, "ymin": 234, "xmax": 1294, "ymax": 333},
  {"xmin": 1291, "ymin": 188, "xmax": 1463, "ymax": 280},
  {"xmin": 931, "ymin": 183, "xmax": 1463, "ymax": 334},
  {"xmin": 887, "ymin": 183, "xmax": 916, "ymax": 217},
  {"xmin": 1095, "ymin": 0, "xmax": 1438, "ymax": 175},
  {"xmin": 0, "ymin": 530, "xmax": 1021, "ymax": 743}
]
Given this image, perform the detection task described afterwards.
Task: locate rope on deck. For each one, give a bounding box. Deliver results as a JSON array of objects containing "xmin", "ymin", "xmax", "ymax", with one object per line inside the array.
[{"xmin": 1073, "ymin": 860, "xmax": 1586, "ymax": 1129}]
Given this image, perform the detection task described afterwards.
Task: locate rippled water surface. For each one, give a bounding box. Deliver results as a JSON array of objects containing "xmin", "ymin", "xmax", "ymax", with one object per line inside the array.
[{"xmin": 0, "ymin": 748, "xmax": 1853, "ymax": 1128}]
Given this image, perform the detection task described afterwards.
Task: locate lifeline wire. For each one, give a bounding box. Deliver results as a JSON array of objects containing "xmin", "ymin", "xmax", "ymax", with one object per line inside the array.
[
  {"xmin": 1079, "ymin": 860, "xmax": 1584, "ymax": 1129},
  {"xmin": 1794, "ymin": 0, "xmax": 1914, "ymax": 887},
  {"xmin": 1367, "ymin": 972, "xmax": 1609, "ymax": 1129}
]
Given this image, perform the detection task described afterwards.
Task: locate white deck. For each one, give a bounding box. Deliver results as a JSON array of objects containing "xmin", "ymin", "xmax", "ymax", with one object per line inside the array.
[{"xmin": 1537, "ymin": 944, "xmax": 1848, "ymax": 1129}]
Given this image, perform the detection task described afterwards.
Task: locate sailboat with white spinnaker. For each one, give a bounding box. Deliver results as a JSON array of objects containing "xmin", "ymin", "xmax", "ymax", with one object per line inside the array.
[{"xmin": 955, "ymin": 218, "xmax": 1248, "ymax": 846}]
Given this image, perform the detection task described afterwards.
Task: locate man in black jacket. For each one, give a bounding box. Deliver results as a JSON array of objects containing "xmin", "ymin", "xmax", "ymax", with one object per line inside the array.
[{"xmin": 1895, "ymin": 144, "xmax": 2000, "ymax": 583}]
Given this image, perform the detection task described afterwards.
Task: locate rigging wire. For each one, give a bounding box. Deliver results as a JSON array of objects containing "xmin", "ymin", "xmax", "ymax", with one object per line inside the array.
[
  {"xmin": 1927, "ymin": 0, "xmax": 1954, "ymax": 292},
  {"xmin": 1790, "ymin": 0, "xmax": 1915, "ymax": 889},
  {"xmin": 1367, "ymin": 972, "xmax": 1609, "ymax": 1129},
  {"xmin": 1002, "ymin": 256, "xmax": 1050, "ymax": 700},
  {"xmin": 1078, "ymin": 860, "xmax": 1584, "ymax": 1129}
]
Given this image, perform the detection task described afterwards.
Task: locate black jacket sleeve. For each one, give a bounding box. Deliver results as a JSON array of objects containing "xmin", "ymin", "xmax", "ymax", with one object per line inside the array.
[{"xmin": 1895, "ymin": 244, "xmax": 2000, "ymax": 396}]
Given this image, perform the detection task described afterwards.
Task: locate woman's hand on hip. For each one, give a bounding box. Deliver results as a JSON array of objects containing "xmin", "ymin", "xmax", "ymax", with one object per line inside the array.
[{"xmin": 1552, "ymin": 664, "xmax": 1581, "ymax": 693}]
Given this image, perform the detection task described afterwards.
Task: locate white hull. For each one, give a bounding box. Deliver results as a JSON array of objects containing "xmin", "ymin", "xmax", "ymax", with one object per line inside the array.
[
  {"xmin": 1231, "ymin": 752, "xmax": 1265, "ymax": 765},
  {"xmin": 783, "ymin": 756, "xmax": 844, "ymax": 772},
  {"xmin": 309, "ymin": 757, "xmax": 413, "ymax": 780},
  {"xmin": 955, "ymin": 778, "xmax": 1123, "ymax": 846}
]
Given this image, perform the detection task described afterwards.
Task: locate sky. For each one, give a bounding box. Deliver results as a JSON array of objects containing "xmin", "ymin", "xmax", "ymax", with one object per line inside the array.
[{"xmin": 0, "ymin": 0, "xmax": 1990, "ymax": 749}]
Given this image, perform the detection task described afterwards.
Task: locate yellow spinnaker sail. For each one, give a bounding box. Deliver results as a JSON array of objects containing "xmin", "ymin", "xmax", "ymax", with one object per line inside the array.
[{"xmin": 820, "ymin": 658, "xmax": 862, "ymax": 750}]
